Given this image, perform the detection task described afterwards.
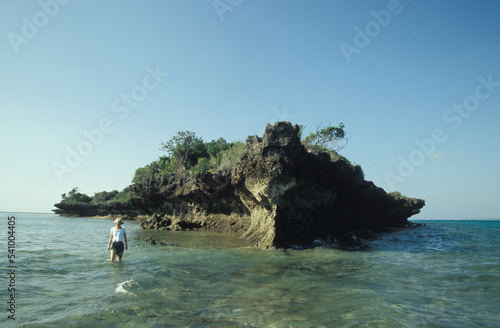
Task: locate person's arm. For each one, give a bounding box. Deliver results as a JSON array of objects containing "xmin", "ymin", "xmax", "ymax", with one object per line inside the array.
[
  {"xmin": 124, "ymin": 233, "xmax": 128, "ymax": 251},
  {"xmin": 107, "ymin": 234, "xmax": 113, "ymax": 251}
]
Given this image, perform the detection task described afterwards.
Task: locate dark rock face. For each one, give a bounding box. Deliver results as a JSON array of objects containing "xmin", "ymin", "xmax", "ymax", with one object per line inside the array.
[
  {"xmin": 132, "ymin": 171, "xmax": 251, "ymax": 233},
  {"xmin": 230, "ymin": 122, "xmax": 424, "ymax": 248},
  {"xmin": 231, "ymin": 123, "xmax": 340, "ymax": 248},
  {"xmin": 133, "ymin": 122, "xmax": 424, "ymax": 248},
  {"xmin": 54, "ymin": 121, "xmax": 425, "ymax": 249}
]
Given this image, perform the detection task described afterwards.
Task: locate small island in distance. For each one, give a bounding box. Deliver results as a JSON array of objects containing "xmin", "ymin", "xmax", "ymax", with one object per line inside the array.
[{"xmin": 54, "ymin": 121, "xmax": 425, "ymax": 249}]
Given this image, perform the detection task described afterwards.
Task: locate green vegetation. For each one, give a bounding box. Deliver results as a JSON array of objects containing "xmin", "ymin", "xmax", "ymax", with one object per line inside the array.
[
  {"xmin": 388, "ymin": 191, "xmax": 405, "ymax": 200},
  {"xmin": 60, "ymin": 187, "xmax": 91, "ymax": 204},
  {"xmin": 60, "ymin": 122, "xmax": 352, "ymax": 203},
  {"xmin": 302, "ymin": 122, "xmax": 348, "ymax": 152},
  {"xmin": 299, "ymin": 122, "xmax": 364, "ymax": 178},
  {"xmin": 59, "ymin": 187, "xmax": 139, "ymax": 205},
  {"xmin": 135, "ymin": 123, "xmax": 349, "ymax": 183},
  {"xmin": 132, "ymin": 132, "xmax": 245, "ymax": 183},
  {"xmin": 160, "ymin": 131, "xmax": 208, "ymax": 169}
]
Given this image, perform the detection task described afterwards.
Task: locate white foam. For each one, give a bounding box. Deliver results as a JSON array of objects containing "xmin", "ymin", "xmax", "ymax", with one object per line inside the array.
[{"xmin": 115, "ymin": 279, "xmax": 134, "ymax": 295}]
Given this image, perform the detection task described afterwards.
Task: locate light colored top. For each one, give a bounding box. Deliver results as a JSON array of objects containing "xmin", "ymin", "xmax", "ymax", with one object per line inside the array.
[{"xmin": 110, "ymin": 227, "xmax": 126, "ymax": 243}]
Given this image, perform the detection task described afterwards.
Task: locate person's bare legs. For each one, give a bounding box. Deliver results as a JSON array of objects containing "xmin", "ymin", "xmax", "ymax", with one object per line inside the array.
[
  {"xmin": 117, "ymin": 255, "xmax": 122, "ymax": 262},
  {"xmin": 109, "ymin": 249, "xmax": 117, "ymax": 262}
]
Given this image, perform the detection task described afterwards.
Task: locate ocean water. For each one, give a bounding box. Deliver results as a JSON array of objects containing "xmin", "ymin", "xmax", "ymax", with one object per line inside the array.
[{"xmin": 1, "ymin": 213, "xmax": 499, "ymax": 327}]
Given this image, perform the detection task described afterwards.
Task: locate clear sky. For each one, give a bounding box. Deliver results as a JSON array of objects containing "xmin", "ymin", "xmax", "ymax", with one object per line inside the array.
[{"xmin": 1, "ymin": 0, "xmax": 499, "ymax": 219}]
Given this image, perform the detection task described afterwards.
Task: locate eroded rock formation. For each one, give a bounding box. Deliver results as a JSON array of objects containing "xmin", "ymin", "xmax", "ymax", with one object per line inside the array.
[
  {"xmin": 54, "ymin": 122, "xmax": 425, "ymax": 249},
  {"xmin": 133, "ymin": 122, "xmax": 425, "ymax": 248}
]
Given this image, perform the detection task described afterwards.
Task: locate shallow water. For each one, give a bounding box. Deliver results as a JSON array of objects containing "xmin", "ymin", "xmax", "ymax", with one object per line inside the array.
[{"xmin": 1, "ymin": 213, "xmax": 499, "ymax": 327}]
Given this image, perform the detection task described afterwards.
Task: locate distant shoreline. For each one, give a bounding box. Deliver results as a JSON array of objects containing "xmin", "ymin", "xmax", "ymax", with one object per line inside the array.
[{"xmin": 0, "ymin": 211, "xmax": 55, "ymax": 215}]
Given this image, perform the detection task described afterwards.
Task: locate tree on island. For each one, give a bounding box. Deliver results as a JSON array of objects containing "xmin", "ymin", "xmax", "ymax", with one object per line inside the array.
[
  {"xmin": 160, "ymin": 131, "xmax": 208, "ymax": 169},
  {"xmin": 155, "ymin": 131, "xmax": 244, "ymax": 175},
  {"xmin": 303, "ymin": 122, "xmax": 348, "ymax": 152},
  {"xmin": 60, "ymin": 187, "xmax": 91, "ymax": 203},
  {"xmin": 58, "ymin": 187, "xmax": 138, "ymax": 205}
]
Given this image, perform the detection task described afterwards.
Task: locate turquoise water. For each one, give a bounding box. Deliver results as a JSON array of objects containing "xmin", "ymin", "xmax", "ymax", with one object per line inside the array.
[{"xmin": 1, "ymin": 213, "xmax": 499, "ymax": 327}]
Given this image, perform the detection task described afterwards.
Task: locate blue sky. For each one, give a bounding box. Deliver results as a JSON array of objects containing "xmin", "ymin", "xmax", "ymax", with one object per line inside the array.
[{"xmin": 1, "ymin": 0, "xmax": 499, "ymax": 219}]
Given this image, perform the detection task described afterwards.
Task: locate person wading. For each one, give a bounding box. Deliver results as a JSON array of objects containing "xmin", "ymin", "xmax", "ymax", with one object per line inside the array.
[{"xmin": 107, "ymin": 218, "xmax": 128, "ymax": 262}]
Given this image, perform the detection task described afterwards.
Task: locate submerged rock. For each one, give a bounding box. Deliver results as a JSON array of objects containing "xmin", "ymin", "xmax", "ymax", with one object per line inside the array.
[{"xmin": 144, "ymin": 237, "xmax": 156, "ymax": 245}]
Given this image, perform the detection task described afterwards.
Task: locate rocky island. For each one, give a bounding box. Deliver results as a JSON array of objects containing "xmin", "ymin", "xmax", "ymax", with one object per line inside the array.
[{"xmin": 54, "ymin": 121, "xmax": 425, "ymax": 249}]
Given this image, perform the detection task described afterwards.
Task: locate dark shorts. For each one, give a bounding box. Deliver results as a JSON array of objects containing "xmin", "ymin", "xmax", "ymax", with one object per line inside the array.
[{"xmin": 112, "ymin": 241, "xmax": 125, "ymax": 258}]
